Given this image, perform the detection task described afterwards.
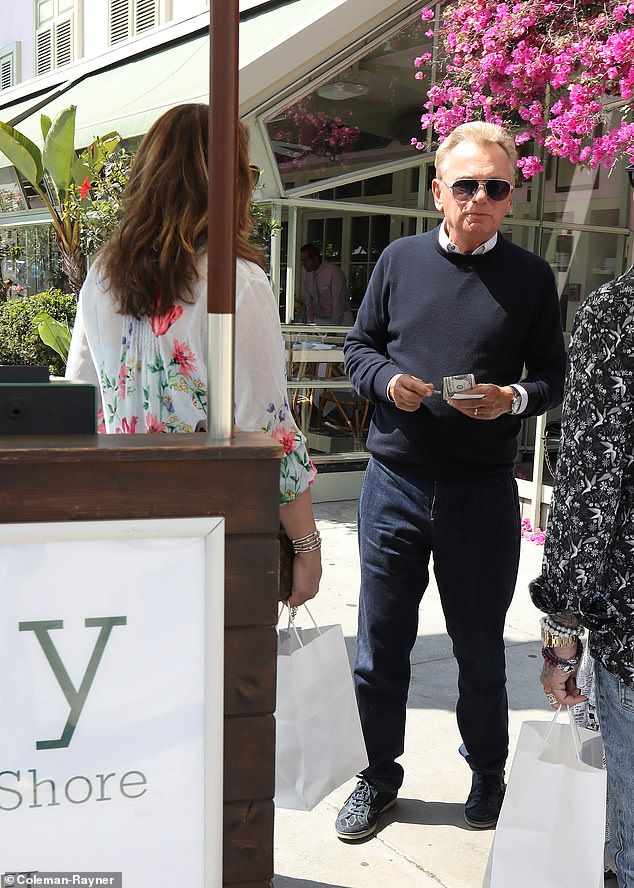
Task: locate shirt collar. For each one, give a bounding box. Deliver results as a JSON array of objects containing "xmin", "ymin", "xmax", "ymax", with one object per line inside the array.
[{"xmin": 438, "ymin": 223, "xmax": 498, "ymax": 256}]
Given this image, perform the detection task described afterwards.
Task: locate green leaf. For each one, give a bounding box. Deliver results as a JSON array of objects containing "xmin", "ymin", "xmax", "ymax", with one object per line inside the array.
[
  {"xmin": 0, "ymin": 121, "xmax": 45, "ymax": 186},
  {"xmin": 32, "ymin": 311, "xmax": 71, "ymax": 362},
  {"xmin": 40, "ymin": 114, "xmax": 52, "ymax": 141},
  {"xmin": 70, "ymin": 158, "xmax": 91, "ymax": 186},
  {"xmin": 43, "ymin": 106, "xmax": 77, "ymax": 199}
]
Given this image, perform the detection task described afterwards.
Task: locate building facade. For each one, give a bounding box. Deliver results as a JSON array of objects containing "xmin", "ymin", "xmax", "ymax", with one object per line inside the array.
[{"xmin": 0, "ymin": 0, "xmax": 632, "ymax": 516}]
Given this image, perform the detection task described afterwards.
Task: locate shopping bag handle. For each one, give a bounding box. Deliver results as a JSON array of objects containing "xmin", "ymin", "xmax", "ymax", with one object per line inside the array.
[
  {"xmin": 277, "ymin": 603, "xmax": 322, "ymax": 648},
  {"xmin": 540, "ymin": 705, "xmax": 583, "ymax": 763}
]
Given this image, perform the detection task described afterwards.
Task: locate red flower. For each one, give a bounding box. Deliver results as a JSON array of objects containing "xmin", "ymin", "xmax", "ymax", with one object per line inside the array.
[
  {"xmin": 172, "ymin": 339, "xmax": 196, "ymax": 378},
  {"xmin": 115, "ymin": 416, "xmax": 138, "ymax": 434},
  {"xmin": 272, "ymin": 427, "xmax": 297, "ymax": 455},
  {"xmin": 80, "ymin": 176, "xmax": 91, "ymax": 199},
  {"xmin": 145, "ymin": 413, "xmax": 167, "ymax": 433},
  {"xmin": 150, "ymin": 304, "xmax": 183, "ymax": 336}
]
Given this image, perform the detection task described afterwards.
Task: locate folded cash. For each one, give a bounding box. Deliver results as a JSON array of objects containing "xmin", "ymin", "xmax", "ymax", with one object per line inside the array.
[{"xmin": 442, "ymin": 373, "xmax": 476, "ymax": 401}]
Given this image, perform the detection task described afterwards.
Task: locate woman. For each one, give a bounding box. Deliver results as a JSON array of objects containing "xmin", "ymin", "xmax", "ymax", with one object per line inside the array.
[{"xmin": 66, "ymin": 104, "xmax": 321, "ymax": 606}]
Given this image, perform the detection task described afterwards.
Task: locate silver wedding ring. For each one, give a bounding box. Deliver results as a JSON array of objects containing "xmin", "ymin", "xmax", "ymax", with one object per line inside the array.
[{"xmin": 546, "ymin": 693, "xmax": 557, "ymax": 705}]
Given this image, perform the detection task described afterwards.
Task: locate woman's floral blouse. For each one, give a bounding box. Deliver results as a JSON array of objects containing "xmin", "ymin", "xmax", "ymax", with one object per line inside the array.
[
  {"xmin": 66, "ymin": 255, "xmax": 316, "ymax": 504},
  {"xmin": 530, "ymin": 268, "xmax": 634, "ymax": 685}
]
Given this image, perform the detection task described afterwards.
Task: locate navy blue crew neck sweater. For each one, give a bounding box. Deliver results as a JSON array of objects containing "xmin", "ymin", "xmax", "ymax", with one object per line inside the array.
[{"xmin": 344, "ymin": 227, "xmax": 566, "ymax": 479}]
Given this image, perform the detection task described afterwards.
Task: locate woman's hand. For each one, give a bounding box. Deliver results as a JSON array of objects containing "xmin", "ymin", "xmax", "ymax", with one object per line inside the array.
[{"xmin": 287, "ymin": 548, "xmax": 322, "ymax": 608}]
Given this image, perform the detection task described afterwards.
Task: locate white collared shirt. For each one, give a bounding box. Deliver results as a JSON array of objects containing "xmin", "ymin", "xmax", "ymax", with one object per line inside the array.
[{"xmin": 438, "ymin": 224, "xmax": 498, "ymax": 256}]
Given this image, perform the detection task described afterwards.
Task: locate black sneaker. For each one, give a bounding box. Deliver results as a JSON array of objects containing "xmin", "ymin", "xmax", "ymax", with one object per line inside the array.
[
  {"xmin": 335, "ymin": 778, "xmax": 397, "ymax": 840},
  {"xmin": 464, "ymin": 770, "xmax": 505, "ymax": 829}
]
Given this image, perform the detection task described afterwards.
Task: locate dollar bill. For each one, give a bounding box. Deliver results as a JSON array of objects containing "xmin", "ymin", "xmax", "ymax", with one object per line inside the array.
[{"xmin": 442, "ymin": 373, "xmax": 476, "ymax": 401}]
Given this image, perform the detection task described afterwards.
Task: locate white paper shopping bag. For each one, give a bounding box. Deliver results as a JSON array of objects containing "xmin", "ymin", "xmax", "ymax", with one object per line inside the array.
[
  {"xmin": 274, "ymin": 606, "xmax": 368, "ymax": 811},
  {"xmin": 484, "ymin": 707, "xmax": 606, "ymax": 888}
]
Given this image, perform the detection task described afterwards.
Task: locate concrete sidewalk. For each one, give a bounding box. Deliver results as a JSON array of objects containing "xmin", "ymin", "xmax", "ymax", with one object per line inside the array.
[{"xmin": 273, "ymin": 499, "xmax": 560, "ymax": 888}]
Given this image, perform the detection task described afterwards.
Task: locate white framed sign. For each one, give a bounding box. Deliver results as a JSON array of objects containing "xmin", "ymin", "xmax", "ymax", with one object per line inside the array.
[{"xmin": 0, "ymin": 517, "xmax": 224, "ymax": 887}]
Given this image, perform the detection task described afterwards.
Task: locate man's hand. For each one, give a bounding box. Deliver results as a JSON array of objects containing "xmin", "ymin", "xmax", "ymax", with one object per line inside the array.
[
  {"xmin": 540, "ymin": 660, "xmax": 587, "ymax": 708},
  {"xmin": 449, "ymin": 384, "xmax": 515, "ymax": 420},
  {"xmin": 389, "ymin": 374, "xmax": 434, "ymax": 411},
  {"xmin": 540, "ymin": 642, "xmax": 587, "ymax": 708}
]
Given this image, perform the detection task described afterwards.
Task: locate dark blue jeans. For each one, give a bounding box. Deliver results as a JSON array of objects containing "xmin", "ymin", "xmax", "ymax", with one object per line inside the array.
[{"xmin": 355, "ymin": 457, "xmax": 521, "ymax": 793}]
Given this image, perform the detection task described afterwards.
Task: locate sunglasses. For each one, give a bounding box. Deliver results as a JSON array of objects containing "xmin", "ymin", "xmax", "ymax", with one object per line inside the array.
[
  {"xmin": 444, "ymin": 178, "xmax": 513, "ymax": 202},
  {"xmin": 627, "ymin": 165, "xmax": 634, "ymax": 189},
  {"xmin": 249, "ymin": 164, "xmax": 262, "ymax": 188}
]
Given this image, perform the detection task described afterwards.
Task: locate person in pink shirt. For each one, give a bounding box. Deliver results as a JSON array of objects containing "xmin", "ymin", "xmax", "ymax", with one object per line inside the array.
[{"xmin": 300, "ymin": 243, "xmax": 352, "ymax": 324}]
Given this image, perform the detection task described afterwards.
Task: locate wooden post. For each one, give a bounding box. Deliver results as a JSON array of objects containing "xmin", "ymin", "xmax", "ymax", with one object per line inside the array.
[{"xmin": 207, "ymin": 0, "xmax": 239, "ymax": 440}]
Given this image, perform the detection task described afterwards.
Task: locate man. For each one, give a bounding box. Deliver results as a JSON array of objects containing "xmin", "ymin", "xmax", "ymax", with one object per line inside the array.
[
  {"xmin": 338, "ymin": 121, "xmax": 566, "ymax": 840},
  {"xmin": 300, "ymin": 243, "xmax": 352, "ymax": 324},
  {"xmin": 530, "ymin": 163, "xmax": 634, "ymax": 886}
]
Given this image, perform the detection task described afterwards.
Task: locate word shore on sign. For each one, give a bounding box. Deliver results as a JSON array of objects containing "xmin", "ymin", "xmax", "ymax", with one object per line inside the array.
[{"xmin": 2, "ymin": 875, "xmax": 122, "ymax": 887}]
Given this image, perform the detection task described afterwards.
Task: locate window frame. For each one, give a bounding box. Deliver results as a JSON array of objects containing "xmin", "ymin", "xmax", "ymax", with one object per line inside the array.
[
  {"xmin": 0, "ymin": 42, "xmax": 20, "ymax": 91},
  {"xmin": 34, "ymin": 0, "xmax": 78, "ymax": 75}
]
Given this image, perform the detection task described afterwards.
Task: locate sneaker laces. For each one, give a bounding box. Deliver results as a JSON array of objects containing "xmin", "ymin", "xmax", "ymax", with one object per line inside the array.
[
  {"xmin": 346, "ymin": 781, "xmax": 373, "ymax": 815},
  {"xmin": 470, "ymin": 772, "xmax": 502, "ymax": 803}
]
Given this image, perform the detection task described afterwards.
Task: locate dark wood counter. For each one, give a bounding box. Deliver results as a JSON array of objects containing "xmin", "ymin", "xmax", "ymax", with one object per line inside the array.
[{"xmin": 0, "ymin": 430, "xmax": 281, "ymax": 888}]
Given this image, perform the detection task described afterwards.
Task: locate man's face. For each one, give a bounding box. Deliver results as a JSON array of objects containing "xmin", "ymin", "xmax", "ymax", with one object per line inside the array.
[
  {"xmin": 300, "ymin": 251, "xmax": 321, "ymax": 272},
  {"xmin": 431, "ymin": 141, "xmax": 514, "ymax": 254}
]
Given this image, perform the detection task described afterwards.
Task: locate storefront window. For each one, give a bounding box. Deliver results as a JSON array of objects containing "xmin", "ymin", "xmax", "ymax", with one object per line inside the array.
[
  {"xmin": 0, "ymin": 167, "xmax": 27, "ymax": 213},
  {"xmin": 0, "ymin": 223, "xmax": 63, "ymax": 296},
  {"xmin": 540, "ymin": 227, "xmax": 627, "ymax": 336},
  {"xmin": 265, "ymin": 21, "xmax": 434, "ymax": 190}
]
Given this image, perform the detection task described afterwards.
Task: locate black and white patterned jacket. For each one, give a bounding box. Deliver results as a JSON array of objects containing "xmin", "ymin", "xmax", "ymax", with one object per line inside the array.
[{"xmin": 530, "ymin": 267, "xmax": 634, "ymax": 686}]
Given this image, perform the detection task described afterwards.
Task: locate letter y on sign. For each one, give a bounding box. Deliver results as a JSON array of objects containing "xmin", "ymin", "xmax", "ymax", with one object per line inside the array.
[{"xmin": 19, "ymin": 617, "xmax": 127, "ymax": 749}]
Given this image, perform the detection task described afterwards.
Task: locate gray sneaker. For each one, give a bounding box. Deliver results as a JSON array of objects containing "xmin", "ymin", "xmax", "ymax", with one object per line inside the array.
[{"xmin": 335, "ymin": 778, "xmax": 397, "ymax": 840}]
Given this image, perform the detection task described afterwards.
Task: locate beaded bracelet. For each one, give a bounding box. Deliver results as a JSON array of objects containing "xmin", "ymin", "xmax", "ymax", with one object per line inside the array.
[
  {"xmin": 542, "ymin": 614, "xmax": 584, "ymax": 636},
  {"xmin": 541, "ymin": 639, "xmax": 583, "ymax": 674},
  {"xmin": 540, "ymin": 617, "xmax": 580, "ymax": 648},
  {"xmin": 291, "ymin": 529, "xmax": 321, "ymax": 555}
]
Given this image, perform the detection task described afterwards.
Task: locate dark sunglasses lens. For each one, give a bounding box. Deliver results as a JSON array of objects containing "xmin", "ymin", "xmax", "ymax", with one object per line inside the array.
[
  {"xmin": 485, "ymin": 179, "xmax": 511, "ymax": 200},
  {"xmin": 451, "ymin": 179, "xmax": 511, "ymax": 201},
  {"xmin": 451, "ymin": 180, "xmax": 478, "ymax": 200}
]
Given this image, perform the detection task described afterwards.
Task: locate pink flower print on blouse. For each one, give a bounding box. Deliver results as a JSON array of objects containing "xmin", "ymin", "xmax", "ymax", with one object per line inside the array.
[
  {"xmin": 272, "ymin": 427, "xmax": 298, "ymax": 455},
  {"xmin": 145, "ymin": 413, "xmax": 167, "ymax": 433},
  {"xmin": 115, "ymin": 416, "xmax": 138, "ymax": 434},
  {"xmin": 172, "ymin": 339, "xmax": 197, "ymax": 379},
  {"xmin": 150, "ymin": 304, "xmax": 184, "ymax": 336},
  {"xmin": 117, "ymin": 363, "xmax": 128, "ymax": 399}
]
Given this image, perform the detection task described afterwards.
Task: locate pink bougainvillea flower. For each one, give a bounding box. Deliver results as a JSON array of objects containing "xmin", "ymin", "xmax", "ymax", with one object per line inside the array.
[
  {"xmin": 413, "ymin": 0, "xmax": 634, "ymax": 173},
  {"xmin": 272, "ymin": 427, "xmax": 298, "ymax": 455},
  {"xmin": 150, "ymin": 304, "xmax": 183, "ymax": 336},
  {"xmin": 80, "ymin": 176, "xmax": 91, "ymax": 199},
  {"xmin": 145, "ymin": 413, "xmax": 167, "ymax": 433},
  {"xmin": 172, "ymin": 339, "xmax": 197, "ymax": 378}
]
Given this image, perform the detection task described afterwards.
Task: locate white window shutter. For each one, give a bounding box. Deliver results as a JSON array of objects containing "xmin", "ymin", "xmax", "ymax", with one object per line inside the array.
[
  {"xmin": 0, "ymin": 56, "xmax": 13, "ymax": 91},
  {"xmin": 55, "ymin": 17, "xmax": 73, "ymax": 68},
  {"xmin": 110, "ymin": 0, "xmax": 131, "ymax": 44},
  {"xmin": 135, "ymin": 0, "xmax": 158, "ymax": 34},
  {"xmin": 36, "ymin": 27, "xmax": 53, "ymax": 75}
]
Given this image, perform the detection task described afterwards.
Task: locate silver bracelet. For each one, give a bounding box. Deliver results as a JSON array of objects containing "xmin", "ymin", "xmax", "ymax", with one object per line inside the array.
[{"xmin": 291, "ymin": 529, "xmax": 321, "ymax": 554}]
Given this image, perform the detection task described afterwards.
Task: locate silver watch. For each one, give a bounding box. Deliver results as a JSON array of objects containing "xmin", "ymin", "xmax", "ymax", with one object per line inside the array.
[{"xmin": 510, "ymin": 386, "xmax": 522, "ymax": 415}]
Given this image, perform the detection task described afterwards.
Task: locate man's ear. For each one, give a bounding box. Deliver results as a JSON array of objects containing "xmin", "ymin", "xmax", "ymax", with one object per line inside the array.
[{"xmin": 431, "ymin": 178, "xmax": 444, "ymax": 212}]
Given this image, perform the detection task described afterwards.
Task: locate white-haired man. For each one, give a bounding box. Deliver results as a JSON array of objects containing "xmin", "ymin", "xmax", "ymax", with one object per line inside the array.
[{"xmin": 339, "ymin": 121, "xmax": 566, "ymax": 840}]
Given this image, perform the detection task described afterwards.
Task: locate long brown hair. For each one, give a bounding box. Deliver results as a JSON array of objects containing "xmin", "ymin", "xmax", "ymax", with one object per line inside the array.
[{"xmin": 99, "ymin": 104, "xmax": 264, "ymax": 318}]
